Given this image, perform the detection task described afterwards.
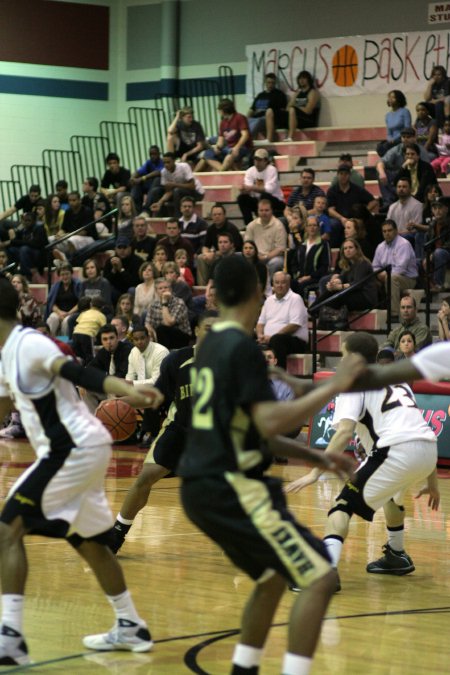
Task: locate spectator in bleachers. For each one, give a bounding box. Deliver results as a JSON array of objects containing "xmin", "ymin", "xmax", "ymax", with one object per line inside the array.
[
  {"xmin": 145, "ymin": 277, "xmax": 191, "ymax": 349},
  {"xmin": 285, "ymin": 168, "xmax": 325, "ymax": 214},
  {"xmin": 326, "ymin": 164, "xmax": 377, "ymax": 247},
  {"xmin": 424, "ymin": 65, "xmax": 450, "ymax": 129},
  {"xmin": 377, "ymin": 90, "xmax": 411, "ymax": 157},
  {"xmin": 134, "ymin": 261, "xmax": 158, "ymax": 317},
  {"xmin": 343, "ymin": 217, "xmax": 374, "ymax": 260},
  {"xmin": 307, "ymin": 196, "xmax": 332, "ymax": 241},
  {"xmin": 196, "ymin": 98, "xmax": 252, "ymax": 172},
  {"xmin": 196, "ymin": 203, "xmax": 242, "ymax": 284},
  {"xmin": 52, "ymin": 191, "xmax": 96, "ymax": 265},
  {"xmin": 100, "ymin": 152, "xmax": 131, "ymax": 204},
  {"xmin": 262, "ymin": 347, "xmax": 295, "ymax": 401},
  {"xmin": 423, "ymin": 195, "xmax": 450, "ymax": 292},
  {"xmin": 131, "ymin": 213, "xmax": 156, "ymax": 262},
  {"xmin": 34, "ymin": 199, "xmax": 46, "ymax": 226},
  {"xmin": 8, "ymin": 212, "xmax": 48, "ymax": 281},
  {"xmin": 244, "ymin": 199, "xmax": 287, "ymax": 279},
  {"xmin": 376, "ymin": 128, "xmax": 432, "ymax": 207},
  {"xmin": 437, "ymin": 296, "xmax": 450, "ymax": 341},
  {"xmin": 158, "ymin": 218, "xmax": 195, "ymax": 267},
  {"xmin": 285, "ymin": 71, "xmax": 320, "ymax": 140},
  {"xmin": 382, "ymin": 294, "xmax": 432, "ymax": 351},
  {"xmin": 151, "ymin": 244, "xmax": 169, "ymax": 277},
  {"xmin": 111, "ymin": 315, "xmax": 132, "ymax": 344},
  {"xmin": 45, "ymin": 263, "xmax": 82, "ymax": 335},
  {"xmin": 55, "ymin": 179, "xmax": 69, "ymax": 210},
  {"xmin": 242, "ymin": 239, "xmax": 267, "ymax": 290},
  {"xmin": 175, "ymin": 248, "xmax": 195, "ymax": 287},
  {"xmin": 237, "ymin": 148, "xmax": 285, "ymax": 224},
  {"xmin": 0, "ymin": 250, "xmax": 10, "ymax": 271},
  {"xmin": 431, "ymin": 118, "xmax": 450, "ymax": 176},
  {"xmin": 393, "ymin": 142, "xmax": 437, "ymax": 203},
  {"xmin": 311, "ymin": 238, "xmax": 377, "ymax": 313},
  {"xmin": 246, "ymin": 73, "xmax": 287, "ymax": 142},
  {"xmin": 396, "ymin": 330, "xmax": 417, "ymax": 359},
  {"xmin": 330, "ymin": 153, "xmax": 365, "ymax": 188},
  {"xmin": 130, "ymin": 145, "xmax": 163, "ymax": 209},
  {"xmin": 372, "ymin": 220, "xmax": 418, "ymax": 317},
  {"xmin": 43, "ymin": 194, "xmax": 65, "ymax": 242},
  {"xmin": 149, "ymin": 152, "xmax": 204, "ymax": 217},
  {"xmin": 80, "ymin": 257, "xmax": 113, "ymax": 313},
  {"xmin": 256, "ymin": 271, "xmax": 309, "ymax": 368},
  {"xmin": 103, "ymin": 235, "xmax": 142, "ymax": 301},
  {"xmin": 117, "ymin": 194, "xmax": 137, "ymax": 239},
  {"xmin": 286, "ymin": 206, "xmax": 307, "ymax": 247},
  {"xmin": 414, "ymin": 184, "xmax": 444, "ymax": 260},
  {"xmin": 178, "ymin": 195, "xmax": 208, "ymax": 253},
  {"xmin": 163, "ymin": 261, "xmax": 193, "ymax": 309},
  {"xmin": 386, "ymin": 177, "xmax": 423, "ymax": 245},
  {"xmin": 81, "ymin": 176, "xmax": 110, "ymax": 214},
  {"xmin": 196, "ymin": 232, "xmax": 238, "ymax": 285},
  {"xmin": 0, "ymin": 184, "xmax": 41, "ymax": 222},
  {"xmin": 10, "ymin": 274, "xmax": 40, "ymax": 327},
  {"xmin": 287, "ymin": 217, "xmax": 330, "ymax": 299},
  {"xmin": 167, "ymin": 108, "xmax": 206, "ymax": 165},
  {"xmin": 71, "ymin": 296, "xmax": 107, "ymax": 364},
  {"xmin": 414, "ymin": 102, "xmax": 438, "ymax": 158},
  {"xmin": 115, "ymin": 292, "xmax": 141, "ymax": 333}
]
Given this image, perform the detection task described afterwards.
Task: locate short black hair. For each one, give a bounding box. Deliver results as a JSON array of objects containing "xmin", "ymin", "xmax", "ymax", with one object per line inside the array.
[
  {"xmin": 106, "ymin": 152, "xmax": 120, "ymax": 163},
  {"xmin": 301, "ymin": 167, "xmax": 315, "ymax": 179},
  {"xmin": 382, "ymin": 219, "xmax": 398, "ymax": 230},
  {"xmin": 396, "ymin": 175, "xmax": 412, "ymax": 187},
  {"xmin": 163, "ymin": 152, "xmax": 176, "ymax": 160},
  {"xmin": 343, "ymin": 332, "xmax": 379, "ymax": 364},
  {"xmin": 404, "ymin": 142, "xmax": 420, "ymax": 155},
  {"xmin": 29, "ymin": 185, "xmax": 41, "ymax": 194},
  {"xmin": 0, "ymin": 279, "xmax": 19, "ymax": 320},
  {"xmin": 99, "ymin": 324, "xmax": 118, "ymax": 337},
  {"xmin": 56, "ymin": 179, "xmax": 68, "ymax": 190},
  {"xmin": 131, "ymin": 324, "xmax": 148, "ymax": 336},
  {"xmin": 86, "ymin": 176, "xmax": 99, "ymax": 191},
  {"xmin": 214, "ymin": 256, "xmax": 258, "ymax": 307},
  {"xmin": 78, "ymin": 296, "xmax": 91, "ymax": 312}
]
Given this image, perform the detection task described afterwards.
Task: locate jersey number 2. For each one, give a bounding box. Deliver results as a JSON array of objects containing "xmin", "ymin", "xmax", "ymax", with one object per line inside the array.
[{"xmin": 191, "ymin": 367, "xmax": 214, "ymax": 430}]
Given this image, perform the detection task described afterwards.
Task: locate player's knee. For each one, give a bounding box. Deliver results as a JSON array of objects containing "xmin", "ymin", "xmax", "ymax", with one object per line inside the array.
[{"xmin": 328, "ymin": 501, "xmax": 353, "ymax": 518}]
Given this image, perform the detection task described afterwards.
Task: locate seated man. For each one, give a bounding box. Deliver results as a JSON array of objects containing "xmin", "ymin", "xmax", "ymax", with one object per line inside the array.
[
  {"xmin": 196, "ymin": 98, "xmax": 252, "ymax": 172},
  {"xmin": 149, "ymin": 153, "xmax": 204, "ymax": 217},
  {"xmin": 100, "ymin": 152, "xmax": 131, "ymax": 204},
  {"xmin": 285, "ymin": 168, "xmax": 325, "ymax": 214},
  {"xmin": 424, "ymin": 65, "xmax": 450, "ymax": 128},
  {"xmin": 130, "ymin": 146, "xmax": 163, "ymax": 210},
  {"xmin": 425, "ymin": 196, "xmax": 450, "ymax": 291},
  {"xmin": 131, "ymin": 214, "xmax": 156, "ymax": 262},
  {"xmin": 382, "ymin": 295, "xmax": 432, "ymax": 353},
  {"xmin": 330, "ymin": 153, "xmax": 365, "ymax": 189},
  {"xmin": 145, "ymin": 278, "xmax": 192, "ymax": 349},
  {"xmin": 327, "ymin": 165, "xmax": 378, "ymax": 247},
  {"xmin": 52, "ymin": 191, "xmax": 96, "ymax": 264},
  {"xmin": 246, "ymin": 72, "xmax": 287, "ymax": 142},
  {"xmin": 393, "ymin": 143, "xmax": 437, "ymax": 203},
  {"xmin": 167, "ymin": 107, "xmax": 206, "ymax": 165},
  {"xmin": 177, "ymin": 196, "xmax": 208, "ymax": 254},
  {"xmin": 256, "ymin": 271, "xmax": 309, "ymax": 368},
  {"xmin": 7, "ymin": 212, "xmax": 48, "ymax": 280},
  {"xmin": 196, "ymin": 203, "xmax": 243, "ymax": 285},
  {"xmin": 386, "ymin": 177, "xmax": 423, "ymax": 253},
  {"xmin": 245, "ymin": 199, "xmax": 288, "ymax": 279},
  {"xmin": 0, "ymin": 184, "xmax": 41, "ymax": 222},
  {"xmin": 103, "ymin": 236, "xmax": 142, "ymax": 302},
  {"xmin": 372, "ymin": 220, "xmax": 418, "ymax": 317},
  {"xmin": 199, "ymin": 232, "xmax": 237, "ymax": 284},
  {"xmin": 55, "ymin": 179, "xmax": 70, "ymax": 210},
  {"xmin": 81, "ymin": 177, "xmax": 110, "ymax": 216},
  {"xmin": 237, "ymin": 148, "xmax": 285, "ymax": 224},
  {"xmin": 158, "ymin": 218, "xmax": 195, "ymax": 267}
]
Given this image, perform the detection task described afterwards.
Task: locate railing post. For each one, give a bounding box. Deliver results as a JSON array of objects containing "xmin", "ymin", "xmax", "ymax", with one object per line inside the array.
[
  {"xmin": 425, "ymin": 248, "xmax": 431, "ymax": 327},
  {"xmin": 312, "ymin": 315, "xmax": 317, "ymax": 374}
]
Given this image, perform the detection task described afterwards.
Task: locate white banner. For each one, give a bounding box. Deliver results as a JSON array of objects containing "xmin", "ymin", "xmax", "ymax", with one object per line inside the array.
[{"xmin": 246, "ymin": 30, "xmax": 450, "ymax": 100}]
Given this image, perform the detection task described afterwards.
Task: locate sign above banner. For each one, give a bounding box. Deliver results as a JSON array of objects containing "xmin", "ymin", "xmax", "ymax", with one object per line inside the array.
[
  {"xmin": 246, "ymin": 30, "xmax": 450, "ymax": 100},
  {"xmin": 428, "ymin": 3, "xmax": 450, "ymax": 25}
]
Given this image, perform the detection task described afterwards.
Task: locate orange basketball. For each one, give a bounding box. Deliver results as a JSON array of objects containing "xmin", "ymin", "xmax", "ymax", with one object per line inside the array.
[
  {"xmin": 332, "ymin": 45, "xmax": 358, "ymax": 87},
  {"xmin": 95, "ymin": 399, "xmax": 137, "ymax": 441}
]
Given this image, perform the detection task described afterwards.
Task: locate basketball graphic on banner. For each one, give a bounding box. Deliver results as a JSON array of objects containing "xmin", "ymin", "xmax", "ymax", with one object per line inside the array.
[{"xmin": 332, "ymin": 45, "xmax": 358, "ymax": 87}]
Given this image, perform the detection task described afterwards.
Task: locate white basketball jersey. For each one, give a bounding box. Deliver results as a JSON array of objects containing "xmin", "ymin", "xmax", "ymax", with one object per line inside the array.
[
  {"xmin": 0, "ymin": 326, "xmax": 111, "ymax": 458},
  {"xmin": 332, "ymin": 384, "xmax": 436, "ymax": 452},
  {"xmin": 412, "ymin": 342, "xmax": 450, "ymax": 381}
]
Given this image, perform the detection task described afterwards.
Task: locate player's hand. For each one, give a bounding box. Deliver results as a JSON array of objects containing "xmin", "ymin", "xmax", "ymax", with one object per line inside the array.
[
  {"xmin": 285, "ymin": 471, "xmax": 319, "ymax": 493},
  {"xmin": 333, "ymin": 353, "xmax": 367, "ymax": 392},
  {"xmin": 129, "ymin": 385, "xmax": 164, "ymax": 409},
  {"xmin": 321, "ymin": 451, "xmax": 356, "ymax": 482},
  {"xmin": 415, "ymin": 485, "xmax": 440, "ymax": 510}
]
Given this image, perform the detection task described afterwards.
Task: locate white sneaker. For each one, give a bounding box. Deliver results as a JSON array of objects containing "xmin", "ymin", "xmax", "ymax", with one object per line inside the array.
[
  {"xmin": 83, "ymin": 618, "xmax": 153, "ymax": 653},
  {"xmin": 0, "ymin": 423, "xmax": 26, "ymax": 439},
  {"xmin": 0, "ymin": 625, "xmax": 30, "ymax": 666},
  {"xmin": 284, "ymin": 137, "xmax": 293, "ymax": 142}
]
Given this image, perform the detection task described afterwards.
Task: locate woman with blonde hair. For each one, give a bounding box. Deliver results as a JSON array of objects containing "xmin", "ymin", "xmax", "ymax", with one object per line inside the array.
[{"xmin": 134, "ymin": 261, "xmax": 158, "ymax": 317}]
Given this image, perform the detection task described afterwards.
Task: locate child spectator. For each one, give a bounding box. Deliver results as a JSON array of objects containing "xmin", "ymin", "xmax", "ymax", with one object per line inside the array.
[
  {"xmin": 308, "ymin": 195, "xmax": 332, "ymax": 241},
  {"xmin": 175, "ymin": 248, "xmax": 195, "ymax": 287},
  {"xmin": 72, "ymin": 296, "xmax": 106, "ymax": 363},
  {"xmin": 431, "ymin": 118, "xmax": 450, "ymax": 176}
]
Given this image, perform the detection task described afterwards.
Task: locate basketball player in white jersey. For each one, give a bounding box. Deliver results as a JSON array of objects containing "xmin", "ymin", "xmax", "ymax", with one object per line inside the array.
[
  {"xmin": 0, "ymin": 279, "xmax": 163, "ymax": 665},
  {"xmin": 286, "ymin": 332, "xmax": 439, "ymax": 589}
]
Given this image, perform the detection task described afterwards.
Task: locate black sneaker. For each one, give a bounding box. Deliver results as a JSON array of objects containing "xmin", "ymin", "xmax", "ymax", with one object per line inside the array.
[{"xmin": 366, "ymin": 543, "xmax": 415, "ymax": 575}]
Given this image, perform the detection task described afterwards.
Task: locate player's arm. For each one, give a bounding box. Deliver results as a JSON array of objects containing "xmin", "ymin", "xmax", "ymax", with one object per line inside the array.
[
  {"xmin": 267, "ymin": 435, "xmax": 355, "ymax": 482},
  {"xmin": 351, "ymin": 360, "xmax": 421, "ymax": 391},
  {"xmin": 49, "ymin": 357, "xmax": 163, "ymax": 409},
  {"xmin": 267, "ymin": 366, "xmax": 316, "ymax": 397},
  {"xmin": 285, "ymin": 418, "xmax": 356, "ymax": 493}
]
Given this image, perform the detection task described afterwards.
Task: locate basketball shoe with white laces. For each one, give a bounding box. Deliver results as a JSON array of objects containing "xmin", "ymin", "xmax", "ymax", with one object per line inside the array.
[
  {"xmin": 0, "ymin": 625, "xmax": 30, "ymax": 665},
  {"xmin": 366, "ymin": 543, "xmax": 415, "ymax": 575},
  {"xmin": 83, "ymin": 618, "xmax": 153, "ymax": 652}
]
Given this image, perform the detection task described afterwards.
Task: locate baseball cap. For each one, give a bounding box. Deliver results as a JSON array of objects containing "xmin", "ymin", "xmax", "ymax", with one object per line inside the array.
[
  {"xmin": 254, "ymin": 148, "xmax": 269, "ymax": 159},
  {"xmin": 431, "ymin": 196, "xmax": 450, "ymax": 207}
]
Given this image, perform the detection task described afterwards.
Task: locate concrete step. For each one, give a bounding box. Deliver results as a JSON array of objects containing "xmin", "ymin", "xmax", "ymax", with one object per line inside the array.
[
  {"xmin": 286, "ymin": 353, "xmax": 313, "ymax": 376},
  {"xmin": 254, "ymin": 140, "xmax": 326, "ymax": 157},
  {"xmin": 314, "ymin": 330, "xmax": 352, "ymax": 352}
]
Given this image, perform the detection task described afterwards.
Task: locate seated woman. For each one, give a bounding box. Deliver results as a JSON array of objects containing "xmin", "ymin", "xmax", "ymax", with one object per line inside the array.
[
  {"xmin": 311, "ymin": 238, "xmax": 377, "ymax": 313},
  {"xmin": 134, "ymin": 261, "xmax": 158, "ymax": 318},
  {"xmin": 10, "ymin": 274, "xmax": 41, "ymax": 327},
  {"xmin": 437, "ymin": 296, "xmax": 450, "ymax": 341},
  {"xmin": 396, "ymin": 329, "xmax": 416, "ymax": 359},
  {"xmin": 242, "ymin": 240, "xmax": 267, "ymax": 291},
  {"xmin": 45, "ymin": 263, "xmax": 82, "ymax": 335},
  {"xmin": 80, "ymin": 257, "xmax": 113, "ymax": 313},
  {"xmin": 115, "ymin": 292, "xmax": 141, "ymax": 335},
  {"xmin": 414, "ymin": 102, "xmax": 438, "ymax": 158},
  {"xmin": 43, "ymin": 194, "xmax": 65, "ymax": 242},
  {"xmin": 343, "ymin": 217, "xmax": 374, "ymax": 260},
  {"xmin": 410, "ymin": 183, "xmax": 443, "ymax": 261},
  {"xmin": 377, "ymin": 90, "xmax": 411, "ymax": 157},
  {"xmin": 286, "ymin": 71, "xmax": 320, "ymax": 140},
  {"xmin": 151, "ymin": 244, "xmax": 168, "ymax": 277},
  {"xmin": 117, "ymin": 194, "xmax": 137, "ymax": 239},
  {"xmin": 287, "ymin": 218, "xmax": 330, "ymax": 298}
]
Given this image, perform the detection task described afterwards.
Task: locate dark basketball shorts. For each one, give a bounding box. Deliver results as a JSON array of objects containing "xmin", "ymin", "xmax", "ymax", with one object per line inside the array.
[
  {"xmin": 144, "ymin": 420, "xmax": 185, "ymax": 472},
  {"xmin": 181, "ymin": 472, "xmax": 331, "ymax": 589}
]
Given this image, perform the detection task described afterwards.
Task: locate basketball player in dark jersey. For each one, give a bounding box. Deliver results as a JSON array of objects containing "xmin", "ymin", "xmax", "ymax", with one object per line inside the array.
[
  {"xmin": 110, "ymin": 311, "xmax": 218, "ymax": 553},
  {"xmin": 178, "ymin": 256, "xmax": 363, "ymax": 675}
]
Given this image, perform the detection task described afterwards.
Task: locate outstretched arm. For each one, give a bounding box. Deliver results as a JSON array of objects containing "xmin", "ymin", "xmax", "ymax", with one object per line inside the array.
[{"xmin": 268, "ymin": 435, "xmax": 355, "ymax": 482}]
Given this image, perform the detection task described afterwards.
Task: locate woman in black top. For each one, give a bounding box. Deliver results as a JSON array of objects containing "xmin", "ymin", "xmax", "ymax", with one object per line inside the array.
[
  {"xmin": 287, "ymin": 218, "xmax": 330, "ymax": 298},
  {"xmin": 286, "ymin": 71, "xmax": 320, "ymax": 140},
  {"xmin": 242, "ymin": 240, "xmax": 267, "ymax": 291}
]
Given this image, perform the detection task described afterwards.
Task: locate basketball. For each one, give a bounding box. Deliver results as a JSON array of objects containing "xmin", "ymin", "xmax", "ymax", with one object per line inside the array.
[
  {"xmin": 95, "ymin": 399, "xmax": 137, "ymax": 441},
  {"xmin": 332, "ymin": 45, "xmax": 358, "ymax": 87}
]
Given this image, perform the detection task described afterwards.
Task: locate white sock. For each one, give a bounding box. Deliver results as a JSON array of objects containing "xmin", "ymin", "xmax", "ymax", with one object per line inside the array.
[
  {"xmin": 1, "ymin": 595, "xmax": 24, "ymax": 633},
  {"xmin": 107, "ymin": 590, "xmax": 141, "ymax": 624},
  {"xmin": 232, "ymin": 643, "xmax": 263, "ymax": 668},
  {"xmin": 324, "ymin": 536, "xmax": 343, "ymax": 567},
  {"xmin": 116, "ymin": 514, "xmax": 134, "ymax": 526},
  {"xmin": 387, "ymin": 527, "xmax": 404, "ymax": 552},
  {"xmin": 282, "ymin": 652, "xmax": 312, "ymax": 675}
]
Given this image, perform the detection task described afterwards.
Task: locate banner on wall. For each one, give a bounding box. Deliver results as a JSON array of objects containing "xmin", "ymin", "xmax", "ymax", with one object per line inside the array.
[{"xmin": 246, "ymin": 29, "xmax": 450, "ymax": 100}]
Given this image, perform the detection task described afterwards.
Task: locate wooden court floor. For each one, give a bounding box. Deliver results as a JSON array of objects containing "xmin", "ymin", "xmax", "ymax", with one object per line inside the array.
[{"xmin": 0, "ymin": 441, "xmax": 449, "ymax": 674}]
